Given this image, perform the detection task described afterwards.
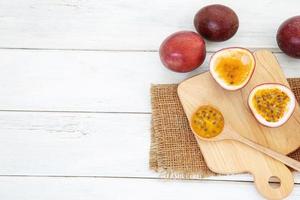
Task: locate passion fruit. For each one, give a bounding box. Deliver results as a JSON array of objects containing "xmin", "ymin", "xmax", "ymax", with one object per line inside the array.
[
  {"xmin": 276, "ymin": 16, "xmax": 300, "ymax": 58},
  {"xmin": 194, "ymin": 4, "xmax": 239, "ymax": 41},
  {"xmin": 248, "ymin": 83, "xmax": 296, "ymax": 128},
  {"xmin": 159, "ymin": 31, "xmax": 206, "ymax": 73},
  {"xmin": 210, "ymin": 47, "xmax": 255, "ymax": 90},
  {"xmin": 191, "ymin": 105, "xmax": 224, "ymax": 138}
]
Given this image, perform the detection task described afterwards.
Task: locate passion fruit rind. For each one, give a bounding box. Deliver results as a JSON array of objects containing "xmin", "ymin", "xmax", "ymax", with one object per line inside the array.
[
  {"xmin": 248, "ymin": 83, "xmax": 296, "ymax": 128},
  {"xmin": 210, "ymin": 47, "xmax": 255, "ymax": 91},
  {"xmin": 191, "ymin": 105, "xmax": 224, "ymax": 138}
]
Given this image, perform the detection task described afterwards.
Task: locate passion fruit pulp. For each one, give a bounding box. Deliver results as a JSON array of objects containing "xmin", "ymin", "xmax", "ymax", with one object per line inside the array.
[
  {"xmin": 248, "ymin": 83, "xmax": 296, "ymax": 127},
  {"xmin": 191, "ymin": 105, "xmax": 224, "ymax": 138},
  {"xmin": 210, "ymin": 48, "xmax": 255, "ymax": 90}
]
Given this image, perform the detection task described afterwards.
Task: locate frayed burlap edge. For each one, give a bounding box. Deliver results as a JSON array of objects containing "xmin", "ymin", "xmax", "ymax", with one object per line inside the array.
[
  {"xmin": 150, "ymin": 118, "xmax": 217, "ymax": 179},
  {"xmin": 150, "ymin": 79, "xmax": 300, "ymax": 179}
]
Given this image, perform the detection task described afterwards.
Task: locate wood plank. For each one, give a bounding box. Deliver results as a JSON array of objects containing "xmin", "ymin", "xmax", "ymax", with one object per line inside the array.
[
  {"xmin": 0, "ymin": 176, "xmax": 299, "ymax": 200},
  {"xmin": 0, "ymin": 0, "xmax": 299, "ymax": 50},
  {"xmin": 0, "ymin": 111, "xmax": 151, "ymax": 177},
  {"xmin": 0, "ymin": 50, "xmax": 299, "ymax": 113},
  {"xmin": 0, "ymin": 110, "xmax": 299, "ymax": 183}
]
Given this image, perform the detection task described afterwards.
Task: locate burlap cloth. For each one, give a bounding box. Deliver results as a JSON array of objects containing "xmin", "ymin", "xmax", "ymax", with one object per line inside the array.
[{"xmin": 150, "ymin": 78, "xmax": 300, "ymax": 178}]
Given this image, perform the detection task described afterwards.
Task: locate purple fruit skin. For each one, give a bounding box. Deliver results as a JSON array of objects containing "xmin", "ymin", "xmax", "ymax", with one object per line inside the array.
[
  {"xmin": 194, "ymin": 4, "xmax": 239, "ymax": 42},
  {"xmin": 159, "ymin": 31, "xmax": 206, "ymax": 73},
  {"xmin": 277, "ymin": 16, "xmax": 300, "ymax": 58}
]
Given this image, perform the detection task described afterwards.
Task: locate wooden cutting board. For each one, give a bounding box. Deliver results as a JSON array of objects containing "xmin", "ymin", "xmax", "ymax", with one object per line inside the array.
[{"xmin": 178, "ymin": 50, "xmax": 300, "ymax": 200}]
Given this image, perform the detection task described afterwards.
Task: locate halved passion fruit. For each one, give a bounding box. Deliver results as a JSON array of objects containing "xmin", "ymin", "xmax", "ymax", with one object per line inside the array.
[
  {"xmin": 248, "ymin": 83, "xmax": 296, "ymax": 128},
  {"xmin": 210, "ymin": 47, "xmax": 255, "ymax": 90}
]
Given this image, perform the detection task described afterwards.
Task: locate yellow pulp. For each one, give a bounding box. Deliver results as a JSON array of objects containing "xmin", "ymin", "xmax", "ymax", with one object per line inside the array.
[
  {"xmin": 215, "ymin": 53, "xmax": 253, "ymax": 86},
  {"xmin": 252, "ymin": 88, "xmax": 290, "ymax": 122},
  {"xmin": 191, "ymin": 105, "xmax": 224, "ymax": 138}
]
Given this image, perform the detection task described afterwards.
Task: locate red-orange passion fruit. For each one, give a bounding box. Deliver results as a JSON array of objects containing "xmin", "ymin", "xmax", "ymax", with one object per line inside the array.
[{"xmin": 159, "ymin": 31, "xmax": 206, "ymax": 73}]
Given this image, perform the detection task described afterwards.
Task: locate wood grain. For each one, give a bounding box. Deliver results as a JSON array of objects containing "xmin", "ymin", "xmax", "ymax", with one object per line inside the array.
[
  {"xmin": 0, "ymin": 1, "xmax": 300, "ymax": 198},
  {"xmin": 178, "ymin": 50, "xmax": 300, "ymax": 199},
  {"xmin": 0, "ymin": 0, "xmax": 299, "ymax": 50},
  {"xmin": 1, "ymin": 177, "xmax": 300, "ymax": 200},
  {"xmin": 0, "ymin": 110, "xmax": 300, "ymax": 184},
  {"xmin": 0, "ymin": 50, "xmax": 299, "ymax": 113}
]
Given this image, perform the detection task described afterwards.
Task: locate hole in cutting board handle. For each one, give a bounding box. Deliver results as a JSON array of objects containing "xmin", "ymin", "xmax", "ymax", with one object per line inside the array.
[{"xmin": 268, "ymin": 176, "xmax": 281, "ymax": 189}]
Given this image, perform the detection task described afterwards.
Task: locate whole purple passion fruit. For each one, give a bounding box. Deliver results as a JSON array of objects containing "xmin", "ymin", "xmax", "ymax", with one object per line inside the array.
[
  {"xmin": 276, "ymin": 16, "xmax": 300, "ymax": 58},
  {"xmin": 194, "ymin": 4, "xmax": 239, "ymax": 42}
]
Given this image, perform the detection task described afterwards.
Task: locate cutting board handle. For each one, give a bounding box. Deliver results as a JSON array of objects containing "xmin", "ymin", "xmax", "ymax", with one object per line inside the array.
[{"xmin": 252, "ymin": 162, "xmax": 294, "ymax": 200}]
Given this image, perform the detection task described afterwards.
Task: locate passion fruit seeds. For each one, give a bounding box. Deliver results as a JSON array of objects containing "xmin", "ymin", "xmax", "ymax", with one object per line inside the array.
[
  {"xmin": 210, "ymin": 48, "xmax": 255, "ymax": 91},
  {"xmin": 252, "ymin": 88, "xmax": 290, "ymax": 122},
  {"xmin": 215, "ymin": 55, "xmax": 251, "ymax": 86},
  {"xmin": 191, "ymin": 105, "xmax": 224, "ymax": 138},
  {"xmin": 248, "ymin": 84, "xmax": 296, "ymax": 128}
]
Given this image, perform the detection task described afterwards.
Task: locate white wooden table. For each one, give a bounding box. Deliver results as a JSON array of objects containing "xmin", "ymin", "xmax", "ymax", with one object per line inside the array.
[{"xmin": 0, "ymin": 0, "xmax": 300, "ymax": 199}]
